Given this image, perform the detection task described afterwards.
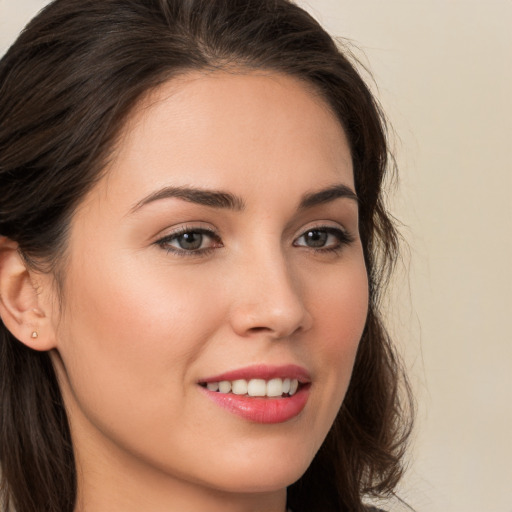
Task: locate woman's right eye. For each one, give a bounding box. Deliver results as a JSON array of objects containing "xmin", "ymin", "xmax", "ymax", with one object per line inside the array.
[{"xmin": 156, "ymin": 228, "xmax": 223, "ymax": 256}]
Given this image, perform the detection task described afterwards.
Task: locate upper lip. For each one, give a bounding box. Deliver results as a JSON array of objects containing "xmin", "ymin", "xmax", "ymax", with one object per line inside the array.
[{"xmin": 199, "ymin": 364, "xmax": 311, "ymax": 384}]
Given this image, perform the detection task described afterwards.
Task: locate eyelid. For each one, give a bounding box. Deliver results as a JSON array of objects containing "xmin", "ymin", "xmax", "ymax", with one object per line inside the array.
[
  {"xmin": 154, "ymin": 224, "xmax": 222, "ymax": 256},
  {"xmin": 153, "ymin": 222, "xmax": 216, "ymax": 242},
  {"xmin": 293, "ymin": 224, "xmax": 355, "ymax": 250},
  {"xmin": 294, "ymin": 221, "xmax": 354, "ymax": 239}
]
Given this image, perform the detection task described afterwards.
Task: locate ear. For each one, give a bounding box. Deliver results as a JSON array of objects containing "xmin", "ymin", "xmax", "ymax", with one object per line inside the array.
[{"xmin": 0, "ymin": 236, "xmax": 56, "ymax": 351}]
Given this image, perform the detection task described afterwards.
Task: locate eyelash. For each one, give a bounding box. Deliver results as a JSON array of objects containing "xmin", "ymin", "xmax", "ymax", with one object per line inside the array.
[
  {"xmin": 293, "ymin": 226, "xmax": 355, "ymax": 253},
  {"xmin": 155, "ymin": 225, "xmax": 354, "ymax": 257},
  {"xmin": 155, "ymin": 226, "xmax": 222, "ymax": 256}
]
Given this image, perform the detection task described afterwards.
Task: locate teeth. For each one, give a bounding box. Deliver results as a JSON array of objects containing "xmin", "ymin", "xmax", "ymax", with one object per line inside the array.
[
  {"xmin": 247, "ymin": 379, "xmax": 266, "ymax": 397},
  {"xmin": 218, "ymin": 381, "xmax": 231, "ymax": 393},
  {"xmin": 205, "ymin": 378, "xmax": 300, "ymax": 397},
  {"xmin": 266, "ymin": 378, "xmax": 283, "ymax": 397},
  {"xmin": 232, "ymin": 379, "xmax": 248, "ymax": 395}
]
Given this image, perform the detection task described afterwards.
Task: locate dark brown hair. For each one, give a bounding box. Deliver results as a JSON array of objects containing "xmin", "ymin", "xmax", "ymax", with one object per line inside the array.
[{"xmin": 0, "ymin": 1, "xmax": 413, "ymax": 511}]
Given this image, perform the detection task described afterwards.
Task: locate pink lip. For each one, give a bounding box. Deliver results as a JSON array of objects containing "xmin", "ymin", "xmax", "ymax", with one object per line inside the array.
[
  {"xmin": 198, "ymin": 364, "xmax": 311, "ymax": 424},
  {"xmin": 199, "ymin": 364, "xmax": 311, "ymax": 384}
]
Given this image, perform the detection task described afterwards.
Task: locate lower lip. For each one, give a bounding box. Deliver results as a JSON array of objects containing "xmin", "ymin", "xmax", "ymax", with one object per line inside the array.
[{"xmin": 200, "ymin": 386, "xmax": 310, "ymax": 424}]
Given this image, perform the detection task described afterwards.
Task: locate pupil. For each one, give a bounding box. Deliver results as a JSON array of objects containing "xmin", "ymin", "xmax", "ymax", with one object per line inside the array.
[
  {"xmin": 178, "ymin": 232, "xmax": 203, "ymax": 250},
  {"xmin": 305, "ymin": 230, "xmax": 327, "ymax": 247}
]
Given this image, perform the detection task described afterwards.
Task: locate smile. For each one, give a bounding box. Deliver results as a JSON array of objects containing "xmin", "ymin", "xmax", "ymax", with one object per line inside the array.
[
  {"xmin": 201, "ymin": 378, "xmax": 300, "ymax": 397},
  {"xmin": 198, "ymin": 365, "xmax": 311, "ymax": 423}
]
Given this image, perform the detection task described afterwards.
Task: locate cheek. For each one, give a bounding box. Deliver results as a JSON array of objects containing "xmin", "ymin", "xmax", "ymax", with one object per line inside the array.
[
  {"xmin": 310, "ymin": 252, "xmax": 369, "ymax": 354},
  {"xmin": 62, "ymin": 250, "xmax": 219, "ymax": 353},
  {"xmin": 304, "ymin": 255, "xmax": 369, "ymax": 430},
  {"xmin": 52, "ymin": 253, "xmax": 239, "ymax": 482},
  {"xmin": 54, "ymin": 253, "xmax": 224, "ymax": 423}
]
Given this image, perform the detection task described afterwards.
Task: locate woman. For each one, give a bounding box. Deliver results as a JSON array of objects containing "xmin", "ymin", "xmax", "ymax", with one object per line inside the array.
[{"xmin": 0, "ymin": 1, "xmax": 412, "ymax": 511}]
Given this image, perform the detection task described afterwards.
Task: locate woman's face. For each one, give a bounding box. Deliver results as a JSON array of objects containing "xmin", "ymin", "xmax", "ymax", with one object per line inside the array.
[{"xmin": 48, "ymin": 72, "xmax": 368, "ymax": 505}]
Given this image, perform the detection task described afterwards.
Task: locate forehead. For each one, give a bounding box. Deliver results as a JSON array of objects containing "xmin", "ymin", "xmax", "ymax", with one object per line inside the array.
[{"xmin": 94, "ymin": 70, "xmax": 354, "ymax": 210}]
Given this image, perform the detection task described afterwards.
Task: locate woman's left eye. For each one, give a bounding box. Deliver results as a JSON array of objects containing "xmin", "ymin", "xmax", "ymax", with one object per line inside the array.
[
  {"xmin": 293, "ymin": 226, "xmax": 354, "ymax": 251},
  {"xmin": 156, "ymin": 228, "xmax": 222, "ymax": 255}
]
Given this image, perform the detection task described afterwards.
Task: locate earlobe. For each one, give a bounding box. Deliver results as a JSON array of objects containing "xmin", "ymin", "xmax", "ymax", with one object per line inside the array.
[{"xmin": 0, "ymin": 237, "xmax": 56, "ymax": 351}]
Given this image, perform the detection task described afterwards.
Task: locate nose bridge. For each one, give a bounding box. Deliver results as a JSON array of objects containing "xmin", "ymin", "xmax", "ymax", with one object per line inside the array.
[{"xmin": 229, "ymin": 241, "xmax": 311, "ymax": 338}]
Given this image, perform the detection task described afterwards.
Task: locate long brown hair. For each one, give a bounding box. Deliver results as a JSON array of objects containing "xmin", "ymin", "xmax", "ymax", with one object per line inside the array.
[{"xmin": 0, "ymin": 1, "xmax": 413, "ymax": 511}]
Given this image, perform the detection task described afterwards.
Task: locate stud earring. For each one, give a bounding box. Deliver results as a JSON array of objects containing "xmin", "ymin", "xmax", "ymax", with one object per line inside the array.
[{"xmin": 31, "ymin": 331, "xmax": 38, "ymax": 339}]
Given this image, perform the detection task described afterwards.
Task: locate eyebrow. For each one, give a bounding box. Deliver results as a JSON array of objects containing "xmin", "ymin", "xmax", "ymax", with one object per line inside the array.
[
  {"xmin": 298, "ymin": 184, "xmax": 358, "ymax": 210},
  {"xmin": 130, "ymin": 185, "xmax": 245, "ymax": 213},
  {"xmin": 130, "ymin": 183, "xmax": 357, "ymax": 214}
]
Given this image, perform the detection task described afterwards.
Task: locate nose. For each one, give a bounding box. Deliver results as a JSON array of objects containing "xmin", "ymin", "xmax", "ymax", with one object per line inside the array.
[{"xmin": 228, "ymin": 250, "xmax": 313, "ymax": 339}]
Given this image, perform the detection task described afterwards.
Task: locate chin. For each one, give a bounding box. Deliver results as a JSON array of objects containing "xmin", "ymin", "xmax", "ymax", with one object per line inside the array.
[
  {"xmin": 209, "ymin": 466, "xmax": 307, "ymax": 495},
  {"xmin": 195, "ymin": 440, "xmax": 316, "ymax": 494}
]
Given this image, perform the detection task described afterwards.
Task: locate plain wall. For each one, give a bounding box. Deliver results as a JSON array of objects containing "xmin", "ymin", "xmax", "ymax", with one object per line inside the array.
[{"xmin": 2, "ymin": 1, "xmax": 511, "ymax": 511}]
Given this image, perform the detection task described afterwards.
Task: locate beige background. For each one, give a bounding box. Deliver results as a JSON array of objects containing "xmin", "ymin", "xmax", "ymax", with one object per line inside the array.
[{"xmin": 1, "ymin": 1, "xmax": 511, "ymax": 511}]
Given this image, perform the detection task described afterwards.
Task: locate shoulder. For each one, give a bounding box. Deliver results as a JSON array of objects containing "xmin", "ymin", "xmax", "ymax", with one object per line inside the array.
[{"xmin": 366, "ymin": 507, "xmax": 387, "ymax": 512}]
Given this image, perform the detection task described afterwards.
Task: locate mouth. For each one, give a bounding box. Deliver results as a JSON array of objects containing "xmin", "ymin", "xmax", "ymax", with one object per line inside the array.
[
  {"xmin": 198, "ymin": 365, "xmax": 311, "ymax": 423},
  {"xmin": 199, "ymin": 377, "xmax": 304, "ymax": 398}
]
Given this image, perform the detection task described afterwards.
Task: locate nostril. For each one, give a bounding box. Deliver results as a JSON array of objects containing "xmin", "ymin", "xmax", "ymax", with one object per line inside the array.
[{"xmin": 247, "ymin": 326, "xmax": 272, "ymax": 333}]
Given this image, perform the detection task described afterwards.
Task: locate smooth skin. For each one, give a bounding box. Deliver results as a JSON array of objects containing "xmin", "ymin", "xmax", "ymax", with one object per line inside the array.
[{"xmin": 0, "ymin": 72, "xmax": 369, "ymax": 512}]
